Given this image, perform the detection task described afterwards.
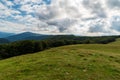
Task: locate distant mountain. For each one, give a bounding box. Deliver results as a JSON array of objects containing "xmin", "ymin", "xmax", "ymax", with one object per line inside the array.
[
  {"xmin": 0, "ymin": 32, "xmax": 15, "ymax": 38},
  {"xmin": 22, "ymin": 35, "xmax": 50, "ymax": 40},
  {"xmin": 0, "ymin": 38, "xmax": 9, "ymax": 44},
  {"xmin": 6, "ymin": 32, "xmax": 49, "ymax": 42}
]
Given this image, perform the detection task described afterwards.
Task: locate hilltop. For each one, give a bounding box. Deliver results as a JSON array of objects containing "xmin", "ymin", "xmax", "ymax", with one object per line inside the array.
[
  {"xmin": 0, "ymin": 39, "xmax": 120, "ymax": 80},
  {"xmin": 5, "ymin": 32, "xmax": 48, "ymax": 42}
]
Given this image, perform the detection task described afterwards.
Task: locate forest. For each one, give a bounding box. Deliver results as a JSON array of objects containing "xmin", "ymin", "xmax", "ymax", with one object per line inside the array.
[{"xmin": 0, "ymin": 35, "xmax": 119, "ymax": 59}]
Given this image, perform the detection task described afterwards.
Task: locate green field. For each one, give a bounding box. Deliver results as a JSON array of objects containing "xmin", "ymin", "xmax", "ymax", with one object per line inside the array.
[{"xmin": 0, "ymin": 39, "xmax": 120, "ymax": 80}]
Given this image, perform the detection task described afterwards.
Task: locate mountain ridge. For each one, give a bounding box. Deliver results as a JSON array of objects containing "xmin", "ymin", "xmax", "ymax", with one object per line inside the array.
[
  {"xmin": 0, "ymin": 32, "xmax": 15, "ymax": 38},
  {"xmin": 5, "ymin": 32, "xmax": 48, "ymax": 42}
]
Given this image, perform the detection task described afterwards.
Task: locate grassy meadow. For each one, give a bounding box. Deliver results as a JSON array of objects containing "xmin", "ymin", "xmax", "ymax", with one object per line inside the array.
[{"xmin": 0, "ymin": 39, "xmax": 120, "ymax": 80}]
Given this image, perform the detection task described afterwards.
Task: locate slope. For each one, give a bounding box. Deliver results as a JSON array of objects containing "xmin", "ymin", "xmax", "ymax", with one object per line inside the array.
[
  {"xmin": 0, "ymin": 38, "xmax": 9, "ymax": 44},
  {"xmin": 0, "ymin": 32, "xmax": 15, "ymax": 38},
  {"xmin": 6, "ymin": 32, "xmax": 48, "ymax": 42},
  {"xmin": 0, "ymin": 39, "xmax": 120, "ymax": 80}
]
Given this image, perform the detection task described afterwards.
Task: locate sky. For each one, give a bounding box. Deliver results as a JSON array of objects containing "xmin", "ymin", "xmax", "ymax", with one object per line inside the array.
[{"xmin": 0, "ymin": 0, "xmax": 120, "ymax": 36}]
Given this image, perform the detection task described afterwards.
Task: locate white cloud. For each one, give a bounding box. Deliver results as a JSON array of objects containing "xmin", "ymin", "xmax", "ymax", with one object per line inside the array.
[
  {"xmin": 0, "ymin": 19, "xmax": 27, "ymax": 33},
  {"xmin": 5, "ymin": 0, "xmax": 14, "ymax": 7},
  {"xmin": 0, "ymin": 2, "xmax": 21, "ymax": 18},
  {"xmin": 0, "ymin": 0, "xmax": 120, "ymax": 36},
  {"xmin": 20, "ymin": 4, "xmax": 33, "ymax": 13},
  {"xmin": 35, "ymin": 0, "xmax": 120, "ymax": 36},
  {"xmin": 14, "ymin": 0, "xmax": 42, "ymax": 5},
  {"xmin": 0, "ymin": 2, "xmax": 7, "ymax": 9}
]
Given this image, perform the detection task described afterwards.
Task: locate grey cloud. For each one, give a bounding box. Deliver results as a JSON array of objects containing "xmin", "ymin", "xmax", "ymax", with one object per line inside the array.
[
  {"xmin": 82, "ymin": 0, "xmax": 107, "ymax": 18},
  {"xmin": 107, "ymin": 0, "xmax": 120, "ymax": 8},
  {"xmin": 88, "ymin": 22, "xmax": 106, "ymax": 33},
  {"xmin": 37, "ymin": 0, "xmax": 81, "ymax": 33},
  {"xmin": 47, "ymin": 18, "xmax": 77, "ymax": 32},
  {"xmin": 59, "ymin": 0, "xmax": 81, "ymax": 18},
  {"xmin": 110, "ymin": 16, "xmax": 120, "ymax": 31},
  {"xmin": 82, "ymin": 17, "xmax": 98, "ymax": 21},
  {"xmin": 35, "ymin": 0, "xmax": 120, "ymax": 35},
  {"xmin": 38, "ymin": 6, "xmax": 60, "ymax": 21}
]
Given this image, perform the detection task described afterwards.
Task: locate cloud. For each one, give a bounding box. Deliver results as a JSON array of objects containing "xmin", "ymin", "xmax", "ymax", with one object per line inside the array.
[
  {"xmin": 0, "ymin": 1, "xmax": 21, "ymax": 18},
  {"xmin": 0, "ymin": 19, "xmax": 27, "ymax": 33},
  {"xmin": 3, "ymin": 0, "xmax": 14, "ymax": 7},
  {"xmin": 82, "ymin": 0, "xmax": 107, "ymax": 18},
  {"xmin": 14, "ymin": 0, "xmax": 43, "ymax": 5},
  {"xmin": 0, "ymin": 2, "xmax": 7, "ymax": 9},
  {"xmin": 20, "ymin": 4, "xmax": 33, "ymax": 13},
  {"xmin": 46, "ymin": 18, "xmax": 77, "ymax": 32},
  {"xmin": 36, "ymin": 0, "xmax": 120, "ymax": 36},
  {"xmin": 0, "ymin": 0, "xmax": 120, "ymax": 36},
  {"xmin": 88, "ymin": 21, "xmax": 106, "ymax": 33},
  {"xmin": 107, "ymin": 0, "xmax": 120, "ymax": 9},
  {"xmin": 110, "ymin": 16, "xmax": 120, "ymax": 31}
]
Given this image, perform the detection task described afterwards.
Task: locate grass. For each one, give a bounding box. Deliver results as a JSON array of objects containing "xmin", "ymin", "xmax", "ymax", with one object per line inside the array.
[{"xmin": 0, "ymin": 39, "xmax": 120, "ymax": 80}]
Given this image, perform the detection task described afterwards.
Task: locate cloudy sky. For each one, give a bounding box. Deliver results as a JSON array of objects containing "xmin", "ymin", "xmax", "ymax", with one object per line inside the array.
[{"xmin": 0, "ymin": 0, "xmax": 120, "ymax": 36}]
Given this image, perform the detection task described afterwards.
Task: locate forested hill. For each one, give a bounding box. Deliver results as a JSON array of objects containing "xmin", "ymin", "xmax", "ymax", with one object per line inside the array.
[
  {"xmin": 47, "ymin": 35, "xmax": 119, "ymax": 44},
  {"xmin": 0, "ymin": 35, "xmax": 119, "ymax": 59},
  {"xmin": 0, "ymin": 38, "xmax": 9, "ymax": 44},
  {"xmin": 0, "ymin": 32, "xmax": 14, "ymax": 38},
  {"xmin": 4, "ymin": 31, "xmax": 120, "ymax": 43},
  {"xmin": 5, "ymin": 32, "xmax": 47, "ymax": 42}
]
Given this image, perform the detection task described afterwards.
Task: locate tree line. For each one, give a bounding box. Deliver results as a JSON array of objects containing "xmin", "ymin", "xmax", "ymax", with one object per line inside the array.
[
  {"xmin": 0, "ymin": 35, "xmax": 119, "ymax": 59},
  {"xmin": 0, "ymin": 38, "xmax": 9, "ymax": 44}
]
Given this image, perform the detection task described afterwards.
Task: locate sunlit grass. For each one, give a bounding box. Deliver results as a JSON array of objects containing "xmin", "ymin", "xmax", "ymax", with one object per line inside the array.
[{"xmin": 0, "ymin": 39, "xmax": 120, "ymax": 80}]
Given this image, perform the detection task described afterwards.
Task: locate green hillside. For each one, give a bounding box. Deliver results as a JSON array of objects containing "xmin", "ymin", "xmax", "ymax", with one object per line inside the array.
[{"xmin": 0, "ymin": 39, "xmax": 120, "ymax": 80}]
